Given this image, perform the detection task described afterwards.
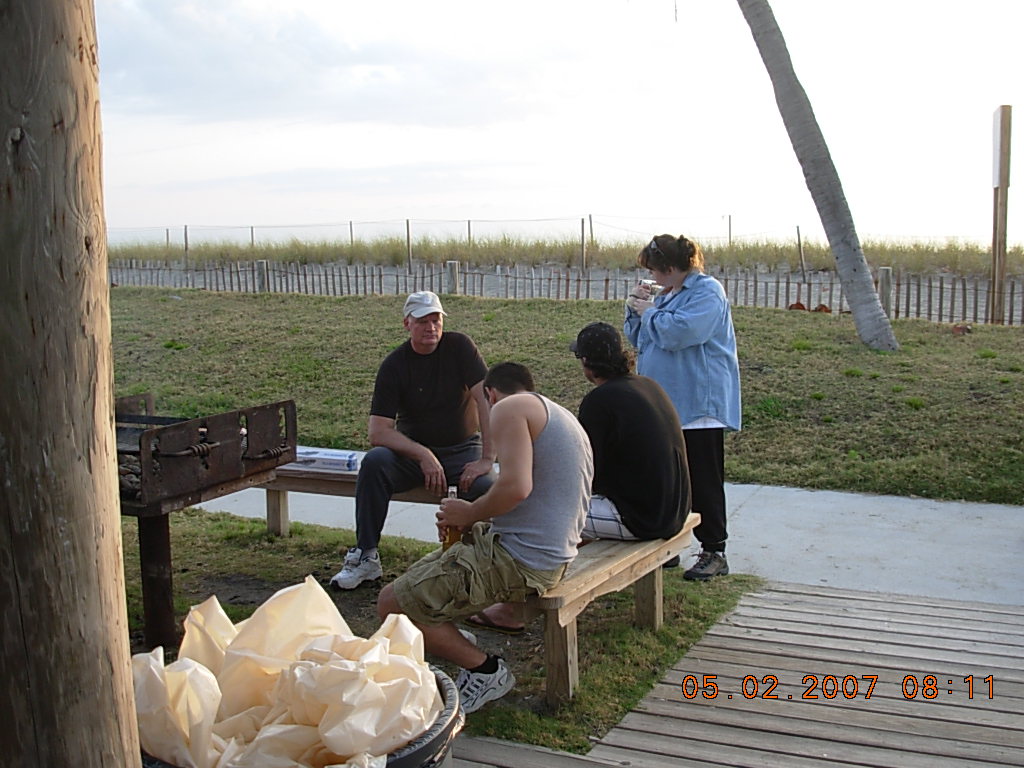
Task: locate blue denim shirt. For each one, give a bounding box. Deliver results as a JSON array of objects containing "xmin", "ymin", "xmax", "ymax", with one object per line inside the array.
[{"xmin": 624, "ymin": 271, "xmax": 742, "ymax": 431}]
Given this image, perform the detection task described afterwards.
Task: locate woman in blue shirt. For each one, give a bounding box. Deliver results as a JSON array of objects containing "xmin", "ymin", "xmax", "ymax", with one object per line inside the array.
[{"xmin": 624, "ymin": 235, "xmax": 741, "ymax": 580}]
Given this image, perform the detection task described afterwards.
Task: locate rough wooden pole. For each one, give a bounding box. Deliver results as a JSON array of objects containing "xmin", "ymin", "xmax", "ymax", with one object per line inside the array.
[{"xmin": 0, "ymin": 0, "xmax": 140, "ymax": 765}]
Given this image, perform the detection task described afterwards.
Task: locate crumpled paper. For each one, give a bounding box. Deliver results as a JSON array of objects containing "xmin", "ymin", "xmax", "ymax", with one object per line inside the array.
[{"xmin": 132, "ymin": 575, "xmax": 442, "ymax": 768}]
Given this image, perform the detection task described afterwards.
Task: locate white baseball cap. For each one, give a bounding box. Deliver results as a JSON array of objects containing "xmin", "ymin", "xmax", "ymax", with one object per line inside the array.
[{"xmin": 403, "ymin": 291, "xmax": 447, "ymax": 318}]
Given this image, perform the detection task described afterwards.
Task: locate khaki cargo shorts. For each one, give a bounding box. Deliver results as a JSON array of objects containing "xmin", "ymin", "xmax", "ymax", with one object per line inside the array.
[{"xmin": 392, "ymin": 522, "xmax": 566, "ymax": 626}]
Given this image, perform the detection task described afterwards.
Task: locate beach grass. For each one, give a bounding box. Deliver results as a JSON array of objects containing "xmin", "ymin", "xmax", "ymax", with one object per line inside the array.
[{"xmin": 109, "ymin": 235, "xmax": 1024, "ymax": 276}]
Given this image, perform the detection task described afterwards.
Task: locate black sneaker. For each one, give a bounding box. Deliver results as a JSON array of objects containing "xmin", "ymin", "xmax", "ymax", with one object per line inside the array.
[
  {"xmin": 684, "ymin": 551, "xmax": 729, "ymax": 581},
  {"xmin": 662, "ymin": 555, "xmax": 681, "ymax": 569}
]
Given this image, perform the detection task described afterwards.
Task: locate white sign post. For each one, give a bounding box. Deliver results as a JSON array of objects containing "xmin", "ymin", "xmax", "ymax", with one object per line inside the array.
[{"xmin": 990, "ymin": 106, "xmax": 1011, "ymax": 324}]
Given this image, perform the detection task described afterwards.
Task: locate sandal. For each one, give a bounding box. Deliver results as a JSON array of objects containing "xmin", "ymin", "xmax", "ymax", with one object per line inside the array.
[{"xmin": 464, "ymin": 611, "xmax": 526, "ymax": 636}]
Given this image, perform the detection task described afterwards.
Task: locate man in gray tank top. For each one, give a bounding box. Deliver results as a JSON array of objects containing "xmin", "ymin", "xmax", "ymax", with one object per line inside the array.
[{"xmin": 377, "ymin": 362, "xmax": 593, "ymax": 713}]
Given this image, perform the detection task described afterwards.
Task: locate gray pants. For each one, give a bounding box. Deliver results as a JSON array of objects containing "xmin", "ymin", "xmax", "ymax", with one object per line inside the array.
[{"xmin": 354, "ymin": 434, "xmax": 495, "ymax": 551}]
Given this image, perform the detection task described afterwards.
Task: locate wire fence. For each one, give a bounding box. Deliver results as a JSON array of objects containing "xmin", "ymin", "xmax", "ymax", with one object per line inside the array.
[{"xmin": 108, "ymin": 260, "xmax": 1024, "ymax": 326}]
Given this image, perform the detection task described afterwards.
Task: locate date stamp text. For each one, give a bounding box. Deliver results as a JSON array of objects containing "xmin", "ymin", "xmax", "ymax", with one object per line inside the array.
[{"xmin": 679, "ymin": 674, "xmax": 996, "ymax": 701}]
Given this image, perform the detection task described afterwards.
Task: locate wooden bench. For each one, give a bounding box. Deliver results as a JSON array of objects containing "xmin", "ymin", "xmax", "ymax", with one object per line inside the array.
[
  {"xmin": 524, "ymin": 512, "xmax": 700, "ymax": 706},
  {"xmin": 261, "ymin": 449, "xmax": 439, "ymax": 536},
  {"xmin": 260, "ymin": 448, "xmax": 700, "ymax": 706}
]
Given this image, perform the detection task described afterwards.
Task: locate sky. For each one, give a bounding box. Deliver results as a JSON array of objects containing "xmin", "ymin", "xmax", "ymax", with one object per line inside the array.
[{"xmin": 94, "ymin": 0, "xmax": 1022, "ymax": 249}]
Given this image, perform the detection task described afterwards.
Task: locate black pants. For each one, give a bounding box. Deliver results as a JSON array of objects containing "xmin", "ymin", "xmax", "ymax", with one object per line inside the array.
[
  {"xmin": 354, "ymin": 435, "xmax": 495, "ymax": 552},
  {"xmin": 682, "ymin": 428, "xmax": 727, "ymax": 553}
]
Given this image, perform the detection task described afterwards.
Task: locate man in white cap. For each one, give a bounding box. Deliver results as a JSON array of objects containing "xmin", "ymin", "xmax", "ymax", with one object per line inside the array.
[{"xmin": 331, "ymin": 291, "xmax": 496, "ymax": 589}]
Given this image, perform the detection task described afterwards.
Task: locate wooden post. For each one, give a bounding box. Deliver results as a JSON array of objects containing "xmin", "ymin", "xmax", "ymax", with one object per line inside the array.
[
  {"xmin": 467, "ymin": 219, "xmax": 472, "ymax": 246},
  {"xmin": 256, "ymin": 259, "xmax": 270, "ymax": 292},
  {"xmin": 266, "ymin": 489, "xmax": 290, "ymax": 537},
  {"xmin": 634, "ymin": 568, "xmax": 664, "ymax": 629},
  {"xmin": 406, "ymin": 218, "xmax": 413, "ymax": 273},
  {"xmin": 0, "ymin": 0, "xmax": 140, "ymax": 763},
  {"xmin": 877, "ymin": 266, "xmax": 893, "ymax": 318},
  {"xmin": 797, "ymin": 225, "xmax": 807, "ymax": 283},
  {"xmin": 349, "ymin": 219, "xmax": 354, "ymax": 246},
  {"xmin": 184, "ymin": 223, "xmax": 190, "ymax": 287},
  {"xmin": 544, "ymin": 615, "xmax": 579, "ymax": 707},
  {"xmin": 580, "ymin": 217, "xmax": 586, "ymax": 270},
  {"xmin": 989, "ymin": 105, "xmax": 1012, "ymax": 324}
]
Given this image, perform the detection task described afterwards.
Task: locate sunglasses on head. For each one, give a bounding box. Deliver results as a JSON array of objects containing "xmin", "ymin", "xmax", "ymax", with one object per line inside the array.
[{"xmin": 647, "ymin": 238, "xmax": 665, "ymax": 260}]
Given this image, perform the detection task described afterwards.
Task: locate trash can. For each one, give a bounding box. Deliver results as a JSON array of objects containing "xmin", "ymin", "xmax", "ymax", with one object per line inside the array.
[
  {"xmin": 141, "ymin": 666, "xmax": 464, "ymax": 768},
  {"xmin": 386, "ymin": 666, "xmax": 464, "ymax": 768}
]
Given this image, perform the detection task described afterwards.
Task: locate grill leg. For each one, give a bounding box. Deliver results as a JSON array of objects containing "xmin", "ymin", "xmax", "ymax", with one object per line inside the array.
[{"xmin": 138, "ymin": 515, "xmax": 177, "ymax": 648}]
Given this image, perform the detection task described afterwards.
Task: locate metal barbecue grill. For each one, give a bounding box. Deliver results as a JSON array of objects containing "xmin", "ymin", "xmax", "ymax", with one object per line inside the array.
[{"xmin": 116, "ymin": 394, "xmax": 297, "ymax": 647}]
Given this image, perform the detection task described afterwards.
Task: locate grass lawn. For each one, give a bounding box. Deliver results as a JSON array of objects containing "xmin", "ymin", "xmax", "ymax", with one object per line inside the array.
[{"xmin": 113, "ymin": 288, "xmax": 1024, "ymax": 504}]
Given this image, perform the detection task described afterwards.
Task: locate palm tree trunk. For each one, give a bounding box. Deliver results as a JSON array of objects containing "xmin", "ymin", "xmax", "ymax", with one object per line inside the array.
[
  {"xmin": 737, "ymin": 0, "xmax": 899, "ymax": 350},
  {"xmin": 0, "ymin": 0, "xmax": 140, "ymax": 764}
]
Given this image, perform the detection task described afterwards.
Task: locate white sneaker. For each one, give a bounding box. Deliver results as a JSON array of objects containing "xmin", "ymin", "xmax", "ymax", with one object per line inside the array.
[
  {"xmin": 329, "ymin": 548, "xmax": 382, "ymax": 590},
  {"xmin": 456, "ymin": 657, "xmax": 515, "ymax": 714}
]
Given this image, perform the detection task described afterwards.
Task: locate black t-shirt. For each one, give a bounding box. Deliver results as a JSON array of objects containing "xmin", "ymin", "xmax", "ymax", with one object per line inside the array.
[
  {"xmin": 578, "ymin": 374, "xmax": 690, "ymax": 539},
  {"xmin": 369, "ymin": 331, "xmax": 487, "ymax": 448}
]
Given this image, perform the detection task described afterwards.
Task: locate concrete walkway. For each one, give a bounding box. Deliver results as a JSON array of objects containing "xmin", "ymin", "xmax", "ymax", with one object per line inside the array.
[{"xmin": 196, "ymin": 483, "xmax": 1024, "ymax": 607}]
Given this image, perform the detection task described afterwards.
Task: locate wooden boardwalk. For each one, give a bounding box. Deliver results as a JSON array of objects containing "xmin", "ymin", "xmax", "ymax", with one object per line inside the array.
[{"xmin": 453, "ymin": 582, "xmax": 1024, "ymax": 767}]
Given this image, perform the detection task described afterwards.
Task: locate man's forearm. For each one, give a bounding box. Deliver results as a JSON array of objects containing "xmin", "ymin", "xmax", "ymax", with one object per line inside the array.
[
  {"xmin": 473, "ymin": 386, "xmax": 496, "ymax": 462},
  {"xmin": 370, "ymin": 424, "xmax": 432, "ymax": 464},
  {"xmin": 464, "ymin": 474, "xmax": 528, "ymax": 523}
]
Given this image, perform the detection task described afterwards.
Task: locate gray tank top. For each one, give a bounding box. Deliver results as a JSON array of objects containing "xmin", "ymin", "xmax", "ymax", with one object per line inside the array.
[{"xmin": 490, "ymin": 393, "xmax": 593, "ymax": 571}]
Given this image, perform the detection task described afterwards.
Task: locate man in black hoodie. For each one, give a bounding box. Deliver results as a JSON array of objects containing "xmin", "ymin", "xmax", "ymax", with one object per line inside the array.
[{"xmin": 572, "ymin": 321, "xmax": 691, "ymax": 543}]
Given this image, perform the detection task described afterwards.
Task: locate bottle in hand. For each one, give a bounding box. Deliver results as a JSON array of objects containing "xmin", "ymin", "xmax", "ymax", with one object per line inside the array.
[{"xmin": 443, "ymin": 485, "xmax": 461, "ymax": 550}]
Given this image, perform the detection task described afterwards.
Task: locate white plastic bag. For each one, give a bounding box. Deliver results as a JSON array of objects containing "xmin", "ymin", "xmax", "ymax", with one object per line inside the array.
[
  {"xmin": 179, "ymin": 595, "xmax": 238, "ymax": 676},
  {"xmin": 133, "ymin": 647, "xmax": 222, "ymax": 768},
  {"xmin": 133, "ymin": 575, "xmax": 443, "ymax": 768}
]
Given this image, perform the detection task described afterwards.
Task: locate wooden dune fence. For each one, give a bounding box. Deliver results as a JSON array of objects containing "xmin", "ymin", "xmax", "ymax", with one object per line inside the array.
[{"xmin": 108, "ymin": 260, "xmax": 1023, "ymax": 326}]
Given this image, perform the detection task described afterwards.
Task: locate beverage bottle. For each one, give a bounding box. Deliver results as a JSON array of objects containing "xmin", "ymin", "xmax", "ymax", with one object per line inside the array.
[{"xmin": 443, "ymin": 485, "xmax": 461, "ymax": 550}]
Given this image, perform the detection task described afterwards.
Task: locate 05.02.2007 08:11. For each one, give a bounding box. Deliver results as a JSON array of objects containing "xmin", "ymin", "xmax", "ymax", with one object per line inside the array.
[{"xmin": 679, "ymin": 674, "xmax": 996, "ymax": 702}]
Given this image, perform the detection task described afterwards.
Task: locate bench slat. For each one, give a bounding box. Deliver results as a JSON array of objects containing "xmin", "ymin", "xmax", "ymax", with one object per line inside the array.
[{"xmin": 266, "ymin": 465, "xmax": 443, "ymax": 505}]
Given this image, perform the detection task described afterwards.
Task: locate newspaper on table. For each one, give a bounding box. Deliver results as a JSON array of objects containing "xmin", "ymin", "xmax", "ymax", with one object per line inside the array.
[{"xmin": 132, "ymin": 576, "xmax": 442, "ymax": 768}]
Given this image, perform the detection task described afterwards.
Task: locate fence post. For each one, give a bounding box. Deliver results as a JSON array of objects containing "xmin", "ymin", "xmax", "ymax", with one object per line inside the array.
[
  {"xmin": 256, "ymin": 260, "xmax": 269, "ymax": 293},
  {"xmin": 796, "ymin": 225, "xmax": 807, "ymax": 283},
  {"xmin": 445, "ymin": 260, "xmax": 460, "ymax": 295},
  {"xmin": 878, "ymin": 266, "xmax": 893, "ymax": 318},
  {"xmin": 406, "ymin": 219, "xmax": 413, "ymax": 273},
  {"xmin": 580, "ymin": 218, "xmax": 587, "ymax": 270}
]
